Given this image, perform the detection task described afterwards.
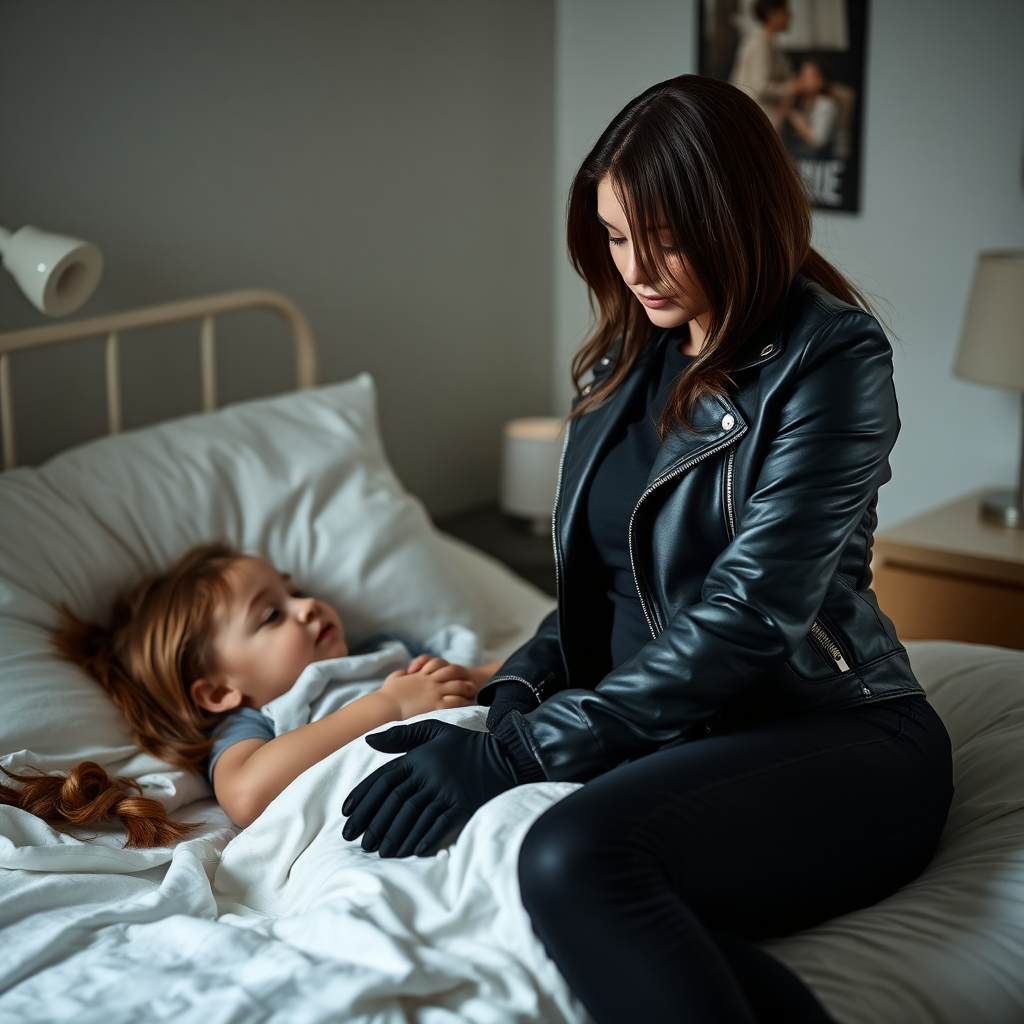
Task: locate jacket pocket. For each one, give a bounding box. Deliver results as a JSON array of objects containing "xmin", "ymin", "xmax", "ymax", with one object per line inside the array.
[
  {"xmin": 786, "ymin": 636, "xmax": 844, "ymax": 682},
  {"xmin": 808, "ymin": 618, "xmax": 851, "ymax": 672},
  {"xmin": 784, "ymin": 609, "xmax": 853, "ymax": 682}
]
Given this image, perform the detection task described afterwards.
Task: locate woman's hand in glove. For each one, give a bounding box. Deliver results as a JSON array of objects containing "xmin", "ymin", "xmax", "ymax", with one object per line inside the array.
[
  {"xmin": 484, "ymin": 678, "xmax": 538, "ymax": 731},
  {"xmin": 341, "ymin": 720, "xmax": 517, "ymax": 858}
]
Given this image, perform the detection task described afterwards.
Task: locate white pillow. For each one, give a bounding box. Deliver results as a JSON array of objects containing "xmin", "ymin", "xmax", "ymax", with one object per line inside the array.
[{"xmin": 0, "ymin": 374, "xmax": 535, "ymax": 811}]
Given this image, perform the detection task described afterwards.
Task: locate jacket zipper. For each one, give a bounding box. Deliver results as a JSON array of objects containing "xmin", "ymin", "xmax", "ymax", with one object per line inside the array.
[
  {"xmin": 629, "ymin": 434, "xmax": 741, "ymax": 639},
  {"xmin": 487, "ymin": 673, "xmax": 545, "ymax": 705},
  {"xmin": 809, "ymin": 619, "xmax": 851, "ymax": 673},
  {"xmin": 724, "ymin": 449, "xmax": 736, "ymax": 539},
  {"xmin": 551, "ymin": 419, "xmax": 572, "ymax": 611}
]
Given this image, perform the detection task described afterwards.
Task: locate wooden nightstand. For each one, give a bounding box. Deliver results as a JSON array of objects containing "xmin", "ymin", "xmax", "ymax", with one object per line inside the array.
[{"xmin": 872, "ymin": 489, "xmax": 1024, "ymax": 650}]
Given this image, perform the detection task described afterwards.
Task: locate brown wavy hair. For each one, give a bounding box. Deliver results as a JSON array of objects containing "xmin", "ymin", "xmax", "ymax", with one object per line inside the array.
[
  {"xmin": 0, "ymin": 542, "xmax": 241, "ymax": 848},
  {"xmin": 567, "ymin": 74, "xmax": 867, "ymax": 434},
  {"xmin": 0, "ymin": 761, "xmax": 198, "ymax": 849}
]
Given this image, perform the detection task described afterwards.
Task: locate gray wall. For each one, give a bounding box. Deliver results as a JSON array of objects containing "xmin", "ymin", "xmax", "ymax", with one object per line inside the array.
[
  {"xmin": 553, "ymin": 0, "xmax": 1024, "ymax": 528},
  {"xmin": 0, "ymin": 1, "xmax": 554, "ymax": 517}
]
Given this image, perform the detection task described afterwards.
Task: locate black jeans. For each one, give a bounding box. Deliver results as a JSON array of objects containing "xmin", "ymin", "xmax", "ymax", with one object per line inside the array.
[{"xmin": 518, "ymin": 696, "xmax": 953, "ymax": 1024}]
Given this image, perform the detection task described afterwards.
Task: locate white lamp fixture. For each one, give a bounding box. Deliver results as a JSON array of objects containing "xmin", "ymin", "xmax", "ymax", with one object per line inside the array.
[
  {"xmin": 499, "ymin": 417, "xmax": 565, "ymax": 535},
  {"xmin": 0, "ymin": 225, "xmax": 103, "ymax": 317},
  {"xmin": 953, "ymin": 250, "xmax": 1024, "ymax": 528}
]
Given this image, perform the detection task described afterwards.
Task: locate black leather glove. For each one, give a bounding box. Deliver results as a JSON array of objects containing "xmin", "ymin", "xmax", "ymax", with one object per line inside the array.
[
  {"xmin": 341, "ymin": 720, "xmax": 517, "ymax": 858},
  {"xmin": 484, "ymin": 679, "xmax": 538, "ymax": 732}
]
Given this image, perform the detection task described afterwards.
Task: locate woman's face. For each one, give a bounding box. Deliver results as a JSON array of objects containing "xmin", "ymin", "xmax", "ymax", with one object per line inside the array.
[{"xmin": 596, "ymin": 175, "xmax": 709, "ymax": 332}]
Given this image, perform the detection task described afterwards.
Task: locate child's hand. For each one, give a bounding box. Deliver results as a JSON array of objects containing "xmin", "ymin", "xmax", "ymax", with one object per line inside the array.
[
  {"xmin": 404, "ymin": 654, "xmax": 501, "ymax": 689},
  {"xmin": 381, "ymin": 656, "xmax": 479, "ymax": 720}
]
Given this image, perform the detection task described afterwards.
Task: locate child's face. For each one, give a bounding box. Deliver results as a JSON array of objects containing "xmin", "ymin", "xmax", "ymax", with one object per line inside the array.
[{"xmin": 211, "ymin": 556, "xmax": 348, "ymax": 708}]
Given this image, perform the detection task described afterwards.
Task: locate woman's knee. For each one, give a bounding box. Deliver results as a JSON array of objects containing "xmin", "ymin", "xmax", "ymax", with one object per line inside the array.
[{"xmin": 518, "ymin": 797, "xmax": 605, "ymax": 920}]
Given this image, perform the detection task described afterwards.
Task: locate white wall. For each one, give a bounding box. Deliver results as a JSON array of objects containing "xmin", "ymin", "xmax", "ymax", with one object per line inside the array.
[
  {"xmin": 0, "ymin": 1, "xmax": 554, "ymax": 518},
  {"xmin": 553, "ymin": 0, "xmax": 1024, "ymax": 527},
  {"xmin": 553, "ymin": 0, "xmax": 695, "ymax": 411}
]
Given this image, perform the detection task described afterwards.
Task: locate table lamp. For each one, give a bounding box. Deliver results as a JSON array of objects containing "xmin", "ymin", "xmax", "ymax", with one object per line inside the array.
[
  {"xmin": 953, "ymin": 250, "xmax": 1024, "ymax": 527},
  {"xmin": 0, "ymin": 225, "xmax": 103, "ymax": 317},
  {"xmin": 499, "ymin": 417, "xmax": 565, "ymax": 535}
]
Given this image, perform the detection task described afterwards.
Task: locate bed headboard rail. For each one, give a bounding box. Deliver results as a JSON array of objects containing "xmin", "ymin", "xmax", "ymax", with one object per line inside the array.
[{"xmin": 0, "ymin": 288, "xmax": 318, "ymax": 470}]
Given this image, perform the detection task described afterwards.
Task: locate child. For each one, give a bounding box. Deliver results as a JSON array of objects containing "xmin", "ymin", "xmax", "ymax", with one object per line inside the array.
[{"xmin": 0, "ymin": 542, "xmax": 498, "ymax": 845}]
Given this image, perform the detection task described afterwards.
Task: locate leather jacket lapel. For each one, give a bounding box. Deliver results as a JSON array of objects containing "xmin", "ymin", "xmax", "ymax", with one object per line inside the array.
[
  {"xmin": 645, "ymin": 391, "xmax": 746, "ymax": 490},
  {"xmin": 559, "ymin": 348, "xmax": 748, "ymax": 549}
]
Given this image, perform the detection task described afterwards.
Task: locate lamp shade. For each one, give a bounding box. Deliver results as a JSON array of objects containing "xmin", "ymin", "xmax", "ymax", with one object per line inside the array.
[
  {"xmin": 954, "ymin": 250, "xmax": 1024, "ymax": 391},
  {"xmin": 499, "ymin": 417, "xmax": 565, "ymax": 529},
  {"xmin": 0, "ymin": 225, "xmax": 103, "ymax": 317}
]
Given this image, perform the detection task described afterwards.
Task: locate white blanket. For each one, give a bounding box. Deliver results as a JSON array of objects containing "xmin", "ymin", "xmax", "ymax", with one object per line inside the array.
[
  {"xmin": 4, "ymin": 642, "xmax": 1024, "ymax": 1023},
  {"xmin": 0, "ymin": 706, "xmax": 589, "ymax": 1024},
  {"xmin": 260, "ymin": 624, "xmax": 482, "ymax": 735}
]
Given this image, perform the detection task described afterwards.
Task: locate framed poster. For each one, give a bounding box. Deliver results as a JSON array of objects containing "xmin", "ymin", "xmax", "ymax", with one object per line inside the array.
[{"xmin": 698, "ymin": 0, "xmax": 869, "ymax": 213}]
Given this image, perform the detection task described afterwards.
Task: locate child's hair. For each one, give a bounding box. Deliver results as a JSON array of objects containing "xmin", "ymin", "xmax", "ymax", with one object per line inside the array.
[
  {"xmin": 0, "ymin": 541, "xmax": 242, "ymax": 848},
  {"xmin": 0, "ymin": 761, "xmax": 198, "ymax": 849}
]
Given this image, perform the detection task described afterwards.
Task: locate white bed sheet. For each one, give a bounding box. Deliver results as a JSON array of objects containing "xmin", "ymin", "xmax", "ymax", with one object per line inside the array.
[
  {"xmin": 767, "ymin": 641, "xmax": 1024, "ymax": 1024},
  {"xmin": 1, "ymin": 710, "xmax": 586, "ymax": 1024},
  {"xmin": 0, "ymin": 531, "xmax": 577, "ymax": 1024},
  {"xmin": 2, "ymin": 633, "xmax": 1023, "ymax": 1022}
]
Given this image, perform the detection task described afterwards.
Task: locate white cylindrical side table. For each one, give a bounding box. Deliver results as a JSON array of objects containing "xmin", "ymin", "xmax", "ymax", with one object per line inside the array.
[{"xmin": 499, "ymin": 417, "xmax": 565, "ymax": 535}]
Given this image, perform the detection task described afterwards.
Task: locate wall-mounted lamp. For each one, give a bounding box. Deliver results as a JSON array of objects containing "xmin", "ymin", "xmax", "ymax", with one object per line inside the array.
[
  {"xmin": 0, "ymin": 225, "xmax": 103, "ymax": 317},
  {"xmin": 954, "ymin": 250, "xmax": 1024, "ymax": 528}
]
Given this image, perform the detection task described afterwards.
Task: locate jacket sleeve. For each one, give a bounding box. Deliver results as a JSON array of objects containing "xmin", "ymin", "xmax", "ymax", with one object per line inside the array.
[
  {"xmin": 476, "ymin": 608, "xmax": 567, "ymax": 708},
  {"xmin": 504, "ymin": 311, "xmax": 900, "ymax": 782}
]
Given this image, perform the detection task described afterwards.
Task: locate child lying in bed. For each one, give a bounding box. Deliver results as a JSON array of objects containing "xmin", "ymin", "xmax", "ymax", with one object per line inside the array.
[{"xmin": 0, "ymin": 542, "xmax": 498, "ymax": 843}]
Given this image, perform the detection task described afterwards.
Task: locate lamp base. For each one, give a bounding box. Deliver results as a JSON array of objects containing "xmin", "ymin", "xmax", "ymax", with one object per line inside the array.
[{"xmin": 980, "ymin": 491, "xmax": 1024, "ymax": 529}]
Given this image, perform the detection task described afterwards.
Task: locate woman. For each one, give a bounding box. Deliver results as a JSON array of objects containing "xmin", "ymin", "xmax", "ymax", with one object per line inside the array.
[{"xmin": 343, "ymin": 76, "xmax": 953, "ymax": 1023}]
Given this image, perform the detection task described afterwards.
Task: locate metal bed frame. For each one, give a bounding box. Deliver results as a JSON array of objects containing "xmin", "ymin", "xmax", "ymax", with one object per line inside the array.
[{"xmin": 0, "ymin": 289, "xmax": 318, "ymax": 470}]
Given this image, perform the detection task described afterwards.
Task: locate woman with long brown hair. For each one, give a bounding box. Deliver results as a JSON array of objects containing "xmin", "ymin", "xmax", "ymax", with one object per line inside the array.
[{"xmin": 342, "ymin": 76, "xmax": 953, "ymax": 1022}]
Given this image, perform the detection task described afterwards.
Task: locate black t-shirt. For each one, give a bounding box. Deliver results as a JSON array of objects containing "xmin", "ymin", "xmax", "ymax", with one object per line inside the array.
[{"xmin": 586, "ymin": 332, "xmax": 694, "ymax": 668}]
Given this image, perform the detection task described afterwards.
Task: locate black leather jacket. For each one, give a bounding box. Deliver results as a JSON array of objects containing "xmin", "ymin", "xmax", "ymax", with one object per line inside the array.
[{"xmin": 478, "ymin": 277, "xmax": 924, "ymax": 783}]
